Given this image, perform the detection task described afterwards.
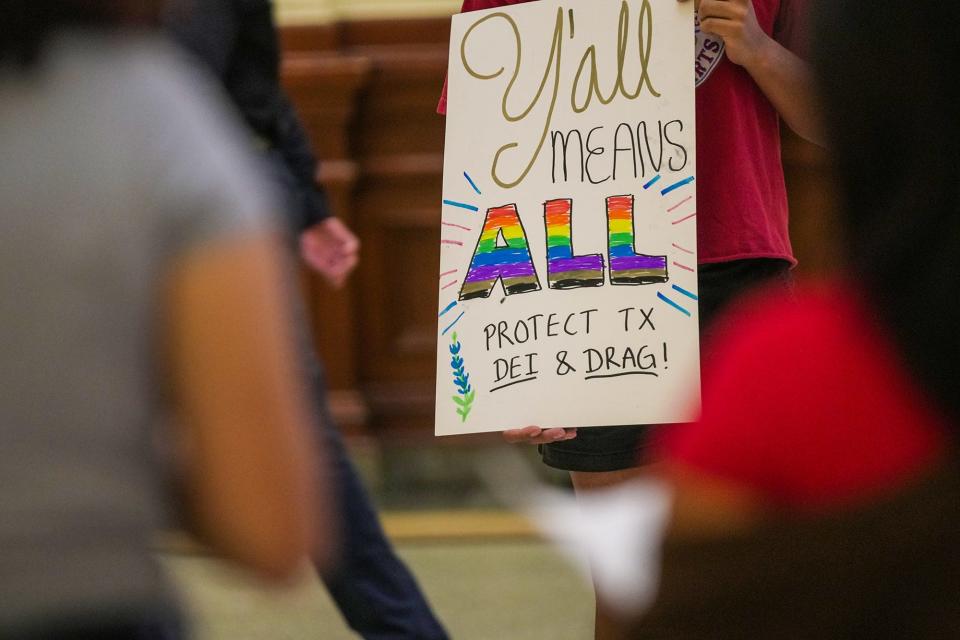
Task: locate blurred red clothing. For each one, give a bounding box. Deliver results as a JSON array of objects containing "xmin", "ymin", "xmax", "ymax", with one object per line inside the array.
[{"xmin": 660, "ymin": 284, "xmax": 949, "ymax": 510}]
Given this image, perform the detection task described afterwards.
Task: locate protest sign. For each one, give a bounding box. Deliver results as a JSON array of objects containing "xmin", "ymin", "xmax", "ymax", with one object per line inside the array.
[{"xmin": 437, "ymin": 0, "xmax": 700, "ymax": 435}]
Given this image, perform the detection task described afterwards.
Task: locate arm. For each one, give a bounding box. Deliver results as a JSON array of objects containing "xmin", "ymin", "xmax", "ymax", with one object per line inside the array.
[
  {"xmin": 164, "ymin": 233, "xmax": 331, "ymax": 580},
  {"xmin": 259, "ymin": 14, "xmax": 359, "ymax": 286},
  {"xmin": 745, "ymin": 46, "xmax": 820, "ymax": 146},
  {"xmin": 274, "ymin": 94, "xmax": 361, "ymax": 287},
  {"xmin": 690, "ymin": 0, "xmax": 824, "ymax": 146},
  {"xmin": 274, "ymin": 94, "xmax": 331, "ymax": 231}
]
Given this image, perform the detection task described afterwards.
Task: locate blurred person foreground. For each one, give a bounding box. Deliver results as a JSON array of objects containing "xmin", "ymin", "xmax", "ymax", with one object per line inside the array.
[
  {"xmin": 9, "ymin": 0, "xmax": 958, "ymax": 638},
  {"xmin": 0, "ymin": 1, "xmax": 328, "ymax": 637},
  {"xmin": 162, "ymin": 0, "xmax": 450, "ymax": 637},
  {"xmin": 625, "ymin": 0, "xmax": 960, "ymax": 637}
]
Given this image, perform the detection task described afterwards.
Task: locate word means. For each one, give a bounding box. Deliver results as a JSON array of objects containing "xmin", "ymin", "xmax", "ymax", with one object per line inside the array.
[{"xmin": 551, "ymin": 120, "xmax": 688, "ymax": 185}]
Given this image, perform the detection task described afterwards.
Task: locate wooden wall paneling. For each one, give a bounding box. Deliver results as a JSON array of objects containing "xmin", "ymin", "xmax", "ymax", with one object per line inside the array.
[
  {"xmin": 280, "ymin": 22, "xmax": 341, "ymax": 53},
  {"xmin": 346, "ymin": 19, "xmax": 451, "ymax": 435},
  {"xmin": 281, "ymin": 50, "xmax": 373, "ymax": 432},
  {"xmin": 340, "ymin": 17, "xmax": 452, "ymax": 48}
]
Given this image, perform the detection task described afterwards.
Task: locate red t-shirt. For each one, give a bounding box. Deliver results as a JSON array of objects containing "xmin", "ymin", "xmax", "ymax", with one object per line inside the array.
[
  {"xmin": 439, "ymin": 0, "xmax": 804, "ymax": 265},
  {"xmin": 659, "ymin": 284, "xmax": 948, "ymax": 510}
]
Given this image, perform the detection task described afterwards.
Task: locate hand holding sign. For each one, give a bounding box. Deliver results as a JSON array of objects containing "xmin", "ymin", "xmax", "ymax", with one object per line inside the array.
[{"xmin": 696, "ymin": 0, "xmax": 767, "ymax": 67}]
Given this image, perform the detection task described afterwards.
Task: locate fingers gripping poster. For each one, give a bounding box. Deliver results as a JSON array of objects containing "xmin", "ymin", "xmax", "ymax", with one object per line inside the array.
[{"xmin": 437, "ymin": 0, "xmax": 700, "ymax": 436}]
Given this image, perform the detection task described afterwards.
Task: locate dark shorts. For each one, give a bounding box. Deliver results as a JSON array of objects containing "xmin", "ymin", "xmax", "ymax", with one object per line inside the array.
[{"xmin": 539, "ymin": 258, "xmax": 794, "ymax": 473}]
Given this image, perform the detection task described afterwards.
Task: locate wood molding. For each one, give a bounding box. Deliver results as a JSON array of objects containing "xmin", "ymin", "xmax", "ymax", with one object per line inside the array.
[
  {"xmin": 280, "ymin": 22, "xmax": 341, "ymax": 52},
  {"xmin": 276, "ymin": 0, "xmax": 460, "ymax": 25}
]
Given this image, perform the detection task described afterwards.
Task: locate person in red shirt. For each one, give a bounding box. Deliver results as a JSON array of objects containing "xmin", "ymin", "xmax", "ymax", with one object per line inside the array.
[
  {"xmin": 441, "ymin": 1, "xmax": 820, "ymax": 636},
  {"xmin": 444, "ymin": 0, "xmax": 818, "ymax": 465},
  {"xmin": 442, "ymin": 3, "xmax": 820, "ymax": 500}
]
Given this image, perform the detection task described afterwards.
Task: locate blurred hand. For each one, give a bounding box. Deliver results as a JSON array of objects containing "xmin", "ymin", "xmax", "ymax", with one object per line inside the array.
[
  {"xmin": 300, "ymin": 217, "xmax": 360, "ymax": 289},
  {"xmin": 503, "ymin": 426, "xmax": 578, "ymax": 445},
  {"xmin": 695, "ymin": 0, "xmax": 770, "ymax": 68}
]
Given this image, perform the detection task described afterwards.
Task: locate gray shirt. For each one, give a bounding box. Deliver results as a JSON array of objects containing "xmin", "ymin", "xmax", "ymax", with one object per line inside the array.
[{"xmin": 0, "ymin": 32, "xmax": 275, "ymax": 628}]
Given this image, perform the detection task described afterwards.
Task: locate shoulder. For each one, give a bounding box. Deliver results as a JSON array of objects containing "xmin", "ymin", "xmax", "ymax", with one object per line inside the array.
[
  {"xmin": 108, "ymin": 36, "xmax": 257, "ymax": 171},
  {"xmin": 110, "ymin": 37, "xmax": 277, "ymax": 241},
  {"xmin": 116, "ymin": 36, "xmax": 227, "ymax": 115},
  {"xmin": 51, "ymin": 33, "xmax": 233, "ymax": 142}
]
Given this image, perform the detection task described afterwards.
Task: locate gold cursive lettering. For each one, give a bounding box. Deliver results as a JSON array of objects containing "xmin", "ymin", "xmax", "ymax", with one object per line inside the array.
[
  {"xmin": 461, "ymin": 8, "xmax": 565, "ymax": 189},
  {"xmin": 459, "ymin": 1, "xmax": 660, "ymax": 190},
  {"xmin": 572, "ymin": 0, "xmax": 660, "ymax": 114}
]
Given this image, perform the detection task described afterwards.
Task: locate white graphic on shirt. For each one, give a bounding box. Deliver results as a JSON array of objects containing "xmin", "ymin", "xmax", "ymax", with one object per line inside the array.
[{"xmin": 695, "ymin": 12, "xmax": 726, "ymax": 87}]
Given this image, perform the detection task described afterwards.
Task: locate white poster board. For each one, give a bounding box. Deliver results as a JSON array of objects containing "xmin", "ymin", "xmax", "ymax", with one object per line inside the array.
[{"xmin": 437, "ymin": 0, "xmax": 700, "ymax": 436}]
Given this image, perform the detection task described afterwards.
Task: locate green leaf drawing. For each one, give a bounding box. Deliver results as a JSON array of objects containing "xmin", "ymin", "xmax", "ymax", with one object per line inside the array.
[{"xmin": 449, "ymin": 334, "xmax": 476, "ymax": 422}]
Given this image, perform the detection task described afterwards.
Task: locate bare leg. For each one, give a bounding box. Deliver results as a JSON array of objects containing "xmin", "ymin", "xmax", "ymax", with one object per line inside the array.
[{"xmin": 570, "ymin": 467, "xmax": 648, "ymax": 640}]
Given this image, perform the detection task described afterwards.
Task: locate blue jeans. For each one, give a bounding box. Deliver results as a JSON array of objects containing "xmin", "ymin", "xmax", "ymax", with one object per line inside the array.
[{"xmin": 310, "ymin": 364, "xmax": 449, "ymax": 640}]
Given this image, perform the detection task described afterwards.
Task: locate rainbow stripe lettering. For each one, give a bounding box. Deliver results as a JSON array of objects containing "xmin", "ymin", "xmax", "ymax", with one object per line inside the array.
[
  {"xmin": 544, "ymin": 199, "xmax": 605, "ymax": 289},
  {"xmin": 459, "ymin": 204, "xmax": 541, "ymax": 300},
  {"xmin": 607, "ymin": 195, "xmax": 668, "ymax": 285}
]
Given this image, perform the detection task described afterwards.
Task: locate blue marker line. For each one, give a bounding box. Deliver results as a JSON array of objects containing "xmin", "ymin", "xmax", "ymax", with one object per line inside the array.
[
  {"xmin": 660, "ymin": 176, "xmax": 695, "ymax": 196},
  {"xmin": 442, "ymin": 311, "xmax": 466, "ymax": 336},
  {"xmin": 643, "ymin": 174, "xmax": 661, "ymax": 190},
  {"xmin": 672, "ymin": 284, "xmax": 700, "ymax": 301},
  {"xmin": 463, "ymin": 172, "xmax": 482, "ymax": 195},
  {"xmin": 657, "ymin": 292, "xmax": 691, "ymax": 317},
  {"xmin": 438, "ymin": 300, "xmax": 458, "ymax": 317},
  {"xmin": 443, "ymin": 199, "xmax": 479, "ymax": 212}
]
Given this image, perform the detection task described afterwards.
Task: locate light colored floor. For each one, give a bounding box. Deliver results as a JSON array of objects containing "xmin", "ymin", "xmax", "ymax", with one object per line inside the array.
[{"xmin": 164, "ymin": 537, "xmax": 594, "ymax": 640}]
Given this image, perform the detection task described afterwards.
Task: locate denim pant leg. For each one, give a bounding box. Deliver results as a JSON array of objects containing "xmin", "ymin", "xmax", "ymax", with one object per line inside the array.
[{"xmin": 309, "ymin": 363, "xmax": 449, "ymax": 640}]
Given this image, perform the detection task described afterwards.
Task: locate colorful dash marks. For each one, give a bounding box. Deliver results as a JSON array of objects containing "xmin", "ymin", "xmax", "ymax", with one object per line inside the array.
[
  {"xmin": 459, "ymin": 204, "xmax": 541, "ymax": 300},
  {"xmin": 544, "ymin": 199, "xmax": 604, "ymax": 289},
  {"xmin": 459, "ymin": 196, "xmax": 668, "ymax": 301}
]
